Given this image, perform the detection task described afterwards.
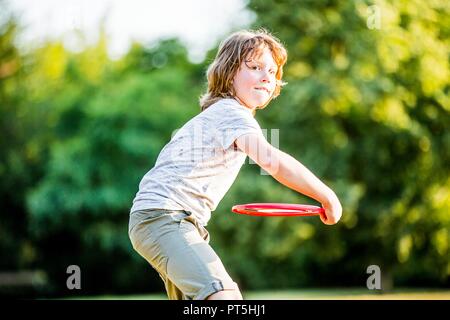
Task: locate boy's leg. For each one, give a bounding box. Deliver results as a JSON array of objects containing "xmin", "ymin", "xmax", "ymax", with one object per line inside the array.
[
  {"xmin": 159, "ymin": 270, "xmax": 244, "ymax": 300},
  {"xmin": 206, "ymin": 289, "xmax": 243, "ymax": 300},
  {"xmin": 130, "ymin": 210, "xmax": 240, "ymax": 300},
  {"xmin": 130, "ymin": 210, "xmax": 186, "ymax": 299},
  {"xmin": 157, "ymin": 272, "xmax": 185, "ymax": 300},
  {"xmin": 164, "ymin": 215, "xmax": 241, "ymax": 300},
  {"xmin": 159, "ymin": 265, "xmax": 242, "ymax": 300}
]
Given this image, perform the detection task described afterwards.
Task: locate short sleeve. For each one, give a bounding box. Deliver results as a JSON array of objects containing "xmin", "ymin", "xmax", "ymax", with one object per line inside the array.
[{"xmin": 215, "ymin": 105, "xmax": 262, "ymax": 150}]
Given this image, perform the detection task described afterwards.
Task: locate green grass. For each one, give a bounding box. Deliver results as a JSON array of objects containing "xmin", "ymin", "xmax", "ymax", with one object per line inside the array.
[{"xmin": 66, "ymin": 288, "xmax": 450, "ymax": 300}]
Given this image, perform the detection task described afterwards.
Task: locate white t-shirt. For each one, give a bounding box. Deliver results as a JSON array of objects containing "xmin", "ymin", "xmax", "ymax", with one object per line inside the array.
[{"xmin": 130, "ymin": 98, "xmax": 263, "ymax": 226}]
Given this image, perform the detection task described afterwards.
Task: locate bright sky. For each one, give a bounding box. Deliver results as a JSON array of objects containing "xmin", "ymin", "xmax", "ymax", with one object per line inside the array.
[{"xmin": 8, "ymin": 0, "xmax": 255, "ymax": 62}]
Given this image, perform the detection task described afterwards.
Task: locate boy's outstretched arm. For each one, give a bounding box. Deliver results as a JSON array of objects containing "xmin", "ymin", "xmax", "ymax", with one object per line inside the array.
[{"xmin": 235, "ymin": 133, "xmax": 342, "ymax": 225}]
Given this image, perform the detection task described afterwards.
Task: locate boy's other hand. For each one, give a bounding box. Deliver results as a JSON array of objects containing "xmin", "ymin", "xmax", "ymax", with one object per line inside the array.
[{"xmin": 320, "ymin": 193, "xmax": 342, "ymax": 225}]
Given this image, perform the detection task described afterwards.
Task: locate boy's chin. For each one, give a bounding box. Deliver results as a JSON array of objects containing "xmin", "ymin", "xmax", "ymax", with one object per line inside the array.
[
  {"xmin": 239, "ymin": 96, "xmax": 269, "ymax": 110},
  {"xmin": 252, "ymin": 98, "xmax": 270, "ymax": 109}
]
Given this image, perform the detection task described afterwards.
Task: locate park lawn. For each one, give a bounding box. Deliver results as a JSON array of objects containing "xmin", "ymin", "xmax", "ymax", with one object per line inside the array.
[{"xmin": 70, "ymin": 288, "xmax": 450, "ymax": 300}]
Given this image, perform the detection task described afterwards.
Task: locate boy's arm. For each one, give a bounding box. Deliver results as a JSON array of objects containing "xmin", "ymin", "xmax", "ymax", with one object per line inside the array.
[{"xmin": 235, "ymin": 133, "xmax": 342, "ymax": 225}]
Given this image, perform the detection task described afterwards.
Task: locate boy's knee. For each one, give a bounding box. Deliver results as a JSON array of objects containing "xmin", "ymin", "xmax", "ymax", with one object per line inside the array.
[{"xmin": 206, "ymin": 289, "xmax": 243, "ymax": 300}]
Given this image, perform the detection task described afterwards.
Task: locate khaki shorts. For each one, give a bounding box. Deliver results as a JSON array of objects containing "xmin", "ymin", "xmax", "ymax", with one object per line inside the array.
[{"xmin": 128, "ymin": 208, "xmax": 240, "ymax": 300}]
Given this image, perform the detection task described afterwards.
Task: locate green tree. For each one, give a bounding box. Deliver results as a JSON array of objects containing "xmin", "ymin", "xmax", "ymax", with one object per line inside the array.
[
  {"xmin": 208, "ymin": 0, "xmax": 449, "ymax": 289},
  {"xmin": 0, "ymin": 3, "xmax": 38, "ymax": 277},
  {"xmin": 2, "ymin": 0, "xmax": 449, "ymax": 297},
  {"xmin": 26, "ymin": 37, "xmax": 206, "ymax": 295}
]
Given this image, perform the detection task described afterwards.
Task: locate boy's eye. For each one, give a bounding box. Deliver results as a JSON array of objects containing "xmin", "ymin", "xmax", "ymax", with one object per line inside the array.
[{"xmin": 245, "ymin": 61, "xmax": 277, "ymax": 75}]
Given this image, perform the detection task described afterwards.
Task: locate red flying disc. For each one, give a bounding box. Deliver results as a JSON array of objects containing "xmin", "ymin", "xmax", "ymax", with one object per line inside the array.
[{"xmin": 232, "ymin": 203, "xmax": 325, "ymax": 217}]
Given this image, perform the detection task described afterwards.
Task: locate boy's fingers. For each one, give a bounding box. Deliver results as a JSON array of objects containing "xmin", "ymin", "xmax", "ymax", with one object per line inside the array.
[
  {"xmin": 320, "ymin": 213, "xmax": 329, "ymax": 225},
  {"xmin": 320, "ymin": 211, "xmax": 338, "ymax": 225}
]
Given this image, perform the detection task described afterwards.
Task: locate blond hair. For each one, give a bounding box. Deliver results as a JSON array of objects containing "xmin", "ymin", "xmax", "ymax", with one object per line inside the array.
[{"xmin": 199, "ymin": 28, "xmax": 288, "ymax": 112}]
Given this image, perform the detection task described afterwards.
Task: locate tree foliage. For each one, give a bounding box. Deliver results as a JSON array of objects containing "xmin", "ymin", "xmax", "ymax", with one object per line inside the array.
[{"xmin": 0, "ymin": 0, "xmax": 448, "ymax": 296}]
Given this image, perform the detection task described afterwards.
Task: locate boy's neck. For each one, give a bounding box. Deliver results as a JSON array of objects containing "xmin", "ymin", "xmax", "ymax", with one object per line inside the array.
[{"xmin": 232, "ymin": 96, "xmax": 256, "ymax": 116}]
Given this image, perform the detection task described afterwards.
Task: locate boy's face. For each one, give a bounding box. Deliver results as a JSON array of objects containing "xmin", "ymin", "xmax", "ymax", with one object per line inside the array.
[{"xmin": 232, "ymin": 46, "xmax": 278, "ymax": 110}]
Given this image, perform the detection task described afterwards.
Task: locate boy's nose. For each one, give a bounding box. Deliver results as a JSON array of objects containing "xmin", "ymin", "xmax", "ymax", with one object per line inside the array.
[
  {"xmin": 260, "ymin": 75, "xmax": 270, "ymax": 83},
  {"xmin": 260, "ymin": 70, "xmax": 272, "ymax": 83}
]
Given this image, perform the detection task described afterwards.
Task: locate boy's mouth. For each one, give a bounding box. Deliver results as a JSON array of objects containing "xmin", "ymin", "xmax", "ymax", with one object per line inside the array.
[{"xmin": 254, "ymin": 87, "xmax": 270, "ymax": 94}]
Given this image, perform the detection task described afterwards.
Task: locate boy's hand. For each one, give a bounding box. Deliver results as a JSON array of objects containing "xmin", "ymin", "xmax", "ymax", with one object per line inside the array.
[{"xmin": 320, "ymin": 193, "xmax": 342, "ymax": 225}]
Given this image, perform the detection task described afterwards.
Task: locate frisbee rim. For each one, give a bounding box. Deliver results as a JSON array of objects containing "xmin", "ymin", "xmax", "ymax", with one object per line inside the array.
[{"xmin": 232, "ymin": 203, "xmax": 324, "ymax": 217}]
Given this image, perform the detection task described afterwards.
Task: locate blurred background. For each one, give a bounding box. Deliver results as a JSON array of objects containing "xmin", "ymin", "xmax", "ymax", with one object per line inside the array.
[{"xmin": 0, "ymin": 0, "xmax": 449, "ymax": 299}]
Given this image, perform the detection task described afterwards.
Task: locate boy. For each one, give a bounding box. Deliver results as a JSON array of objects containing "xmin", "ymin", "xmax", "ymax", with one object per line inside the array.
[{"xmin": 129, "ymin": 29, "xmax": 342, "ymax": 300}]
